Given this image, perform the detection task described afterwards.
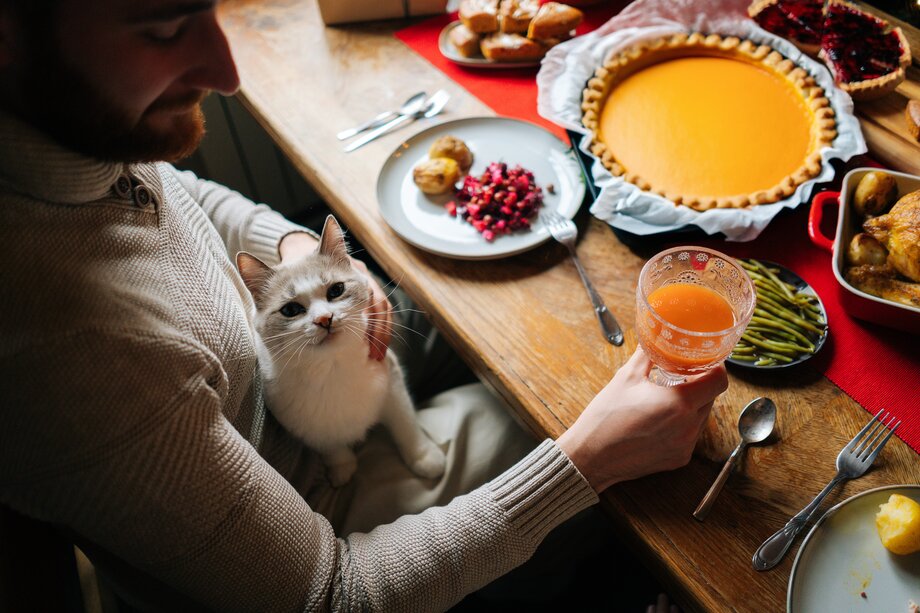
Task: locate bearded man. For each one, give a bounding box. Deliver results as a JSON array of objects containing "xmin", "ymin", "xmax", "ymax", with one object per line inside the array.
[{"xmin": 0, "ymin": 1, "xmax": 726, "ymax": 611}]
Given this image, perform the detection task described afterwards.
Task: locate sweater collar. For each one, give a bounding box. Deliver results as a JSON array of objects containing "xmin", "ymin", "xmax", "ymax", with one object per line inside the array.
[{"xmin": 0, "ymin": 109, "xmax": 159, "ymax": 205}]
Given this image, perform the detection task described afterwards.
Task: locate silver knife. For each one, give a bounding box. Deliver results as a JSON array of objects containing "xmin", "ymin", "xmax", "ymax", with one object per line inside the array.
[{"xmin": 344, "ymin": 90, "xmax": 449, "ymax": 153}]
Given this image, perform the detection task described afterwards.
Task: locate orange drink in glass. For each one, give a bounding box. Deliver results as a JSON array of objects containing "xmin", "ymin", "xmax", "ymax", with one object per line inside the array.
[{"xmin": 636, "ymin": 247, "xmax": 755, "ymax": 386}]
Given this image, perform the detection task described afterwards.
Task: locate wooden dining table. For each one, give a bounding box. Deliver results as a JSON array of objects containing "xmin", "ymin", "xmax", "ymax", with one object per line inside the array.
[{"xmin": 218, "ymin": 1, "xmax": 920, "ymax": 611}]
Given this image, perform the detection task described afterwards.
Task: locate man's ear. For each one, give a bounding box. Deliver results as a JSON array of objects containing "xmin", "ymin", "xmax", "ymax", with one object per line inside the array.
[
  {"xmin": 236, "ymin": 252, "xmax": 274, "ymax": 307},
  {"xmin": 317, "ymin": 215, "xmax": 350, "ymax": 267}
]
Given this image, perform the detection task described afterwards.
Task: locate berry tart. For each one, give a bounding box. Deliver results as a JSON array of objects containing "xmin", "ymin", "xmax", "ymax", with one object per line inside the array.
[
  {"xmin": 820, "ymin": 0, "xmax": 911, "ymax": 100},
  {"xmin": 749, "ymin": 0, "xmax": 912, "ymax": 100},
  {"xmin": 748, "ymin": 0, "xmax": 824, "ymax": 55}
]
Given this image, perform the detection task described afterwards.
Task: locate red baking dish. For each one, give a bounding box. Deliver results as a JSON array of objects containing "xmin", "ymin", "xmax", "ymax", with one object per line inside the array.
[{"xmin": 808, "ymin": 167, "xmax": 920, "ymax": 334}]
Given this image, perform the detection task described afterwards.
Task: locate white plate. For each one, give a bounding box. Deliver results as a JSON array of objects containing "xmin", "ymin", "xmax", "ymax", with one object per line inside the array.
[
  {"xmin": 788, "ymin": 485, "xmax": 920, "ymax": 612},
  {"xmin": 376, "ymin": 117, "xmax": 585, "ymax": 260},
  {"xmin": 438, "ymin": 22, "xmax": 542, "ymax": 69}
]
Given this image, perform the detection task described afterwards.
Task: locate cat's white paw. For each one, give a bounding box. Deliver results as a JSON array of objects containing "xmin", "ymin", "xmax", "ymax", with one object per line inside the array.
[
  {"xmin": 408, "ymin": 442, "xmax": 446, "ymax": 480},
  {"xmin": 326, "ymin": 456, "xmax": 358, "ymax": 488}
]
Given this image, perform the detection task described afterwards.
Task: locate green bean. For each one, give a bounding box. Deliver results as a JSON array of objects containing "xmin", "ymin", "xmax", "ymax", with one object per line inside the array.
[
  {"xmin": 751, "ymin": 259, "xmax": 796, "ymax": 301},
  {"xmin": 756, "ymin": 303, "xmax": 824, "ymax": 335},
  {"xmin": 740, "ymin": 333, "xmax": 802, "ymax": 356},
  {"xmin": 744, "ymin": 331, "xmax": 813, "ymax": 354},
  {"xmin": 731, "ymin": 345, "xmax": 756, "ymax": 355},
  {"xmin": 730, "ymin": 353, "xmax": 758, "ymax": 362},
  {"xmin": 749, "ymin": 316, "xmax": 815, "ymax": 349},
  {"xmin": 755, "ymin": 288, "xmax": 797, "ymax": 313},
  {"xmin": 761, "ymin": 351, "xmax": 795, "ymax": 363}
]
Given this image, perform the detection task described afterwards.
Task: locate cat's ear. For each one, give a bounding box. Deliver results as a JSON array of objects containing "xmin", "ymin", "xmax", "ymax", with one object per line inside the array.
[
  {"xmin": 317, "ymin": 215, "xmax": 350, "ymax": 267},
  {"xmin": 236, "ymin": 252, "xmax": 274, "ymax": 307}
]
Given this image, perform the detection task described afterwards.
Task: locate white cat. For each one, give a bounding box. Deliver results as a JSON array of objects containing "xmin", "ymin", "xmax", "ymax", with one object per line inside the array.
[{"xmin": 237, "ymin": 215, "xmax": 446, "ymax": 487}]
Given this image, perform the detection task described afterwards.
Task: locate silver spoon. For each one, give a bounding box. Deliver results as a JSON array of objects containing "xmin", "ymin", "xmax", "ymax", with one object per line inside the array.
[
  {"xmin": 693, "ymin": 397, "xmax": 777, "ymax": 521},
  {"xmin": 344, "ymin": 90, "xmax": 449, "ymax": 153},
  {"xmin": 336, "ymin": 91, "xmax": 427, "ymax": 141}
]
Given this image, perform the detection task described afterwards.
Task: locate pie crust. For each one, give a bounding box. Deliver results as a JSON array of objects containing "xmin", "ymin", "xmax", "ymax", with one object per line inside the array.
[{"xmin": 581, "ymin": 32, "xmax": 838, "ymax": 210}]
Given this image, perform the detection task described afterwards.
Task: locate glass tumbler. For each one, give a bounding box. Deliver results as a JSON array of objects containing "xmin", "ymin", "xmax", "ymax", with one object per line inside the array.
[{"xmin": 636, "ymin": 246, "xmax": 755, "ymax": 387}]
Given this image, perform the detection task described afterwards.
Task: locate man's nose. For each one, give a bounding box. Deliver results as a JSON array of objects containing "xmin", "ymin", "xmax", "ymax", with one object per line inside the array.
[{"xmin": 185, "ymin": 14, "xmax": 240, "ymax": 95}]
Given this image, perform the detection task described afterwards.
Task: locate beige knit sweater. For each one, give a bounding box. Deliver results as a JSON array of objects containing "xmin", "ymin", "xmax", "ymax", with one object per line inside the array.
[{"xmin": 0, "ymin": 111, "xmax": 598, "ymax": 612}]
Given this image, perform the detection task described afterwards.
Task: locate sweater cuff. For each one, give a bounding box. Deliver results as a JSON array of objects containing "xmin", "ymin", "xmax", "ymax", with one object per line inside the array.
[
  {"xmin": 246, "ymin": 208, "xmax": 319, "ymax": 265},
  {"xmin": 488, "ymin": 439, "xmax": 598, "ymax": 545}
]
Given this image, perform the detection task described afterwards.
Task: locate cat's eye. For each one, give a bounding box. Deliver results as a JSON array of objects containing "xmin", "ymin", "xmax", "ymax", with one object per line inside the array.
[
  {"xmin": 279, "ymin": 302, "xmax": 306, "ymax": 318},
  {"xmin": 327, "ymin": 282, "xmax": 345, "ymax": 300}
]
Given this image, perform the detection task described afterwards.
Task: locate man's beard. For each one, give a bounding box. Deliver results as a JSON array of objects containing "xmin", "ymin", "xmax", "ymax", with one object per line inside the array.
[{"xmin": 14, "ymin": 36, "xmax": 206, "ymax": 163}]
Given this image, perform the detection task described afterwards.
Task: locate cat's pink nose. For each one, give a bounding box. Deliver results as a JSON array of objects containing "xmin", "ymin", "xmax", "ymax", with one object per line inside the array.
[{"xmin": 314, "ymin": 314, "xmax": 333, "ymax": 330}]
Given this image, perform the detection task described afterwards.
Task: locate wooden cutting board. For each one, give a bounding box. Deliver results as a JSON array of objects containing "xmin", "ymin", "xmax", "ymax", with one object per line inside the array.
[{"xmin": 853, "ymin": 3, "xmax": 920, "ymax": 175}]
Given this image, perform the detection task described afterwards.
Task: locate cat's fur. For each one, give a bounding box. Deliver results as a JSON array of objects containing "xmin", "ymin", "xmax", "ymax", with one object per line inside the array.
[{"xmin": 237, "ymin": 216, "xmax": 445, "ymax": 487}]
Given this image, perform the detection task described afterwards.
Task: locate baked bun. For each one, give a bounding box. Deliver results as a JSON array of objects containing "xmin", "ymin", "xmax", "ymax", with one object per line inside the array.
[
  {"xmin": 459, "ymin": 0, "xmax": 499, "ymax": 34},
  {"xmin": 481, "ymin": 33, "xmax": 546, "ymax": 62},
  {"xmin": 499, "ymin": 0, "xmax": 538, "ymax": 34},
  {"xmin": 413, "ymin": 158, "xmax": 461, "ymax": 195},
  {"xmin": 429, "ymin": 135, "xmax": 473, "ymax": 172},
  {"xmin": 449, "ymin": 24, "xmax": 481, "ymax": 58},
  {"xmin": 527, "ymin": 2, "xmax": 583, "ymax": 40}
]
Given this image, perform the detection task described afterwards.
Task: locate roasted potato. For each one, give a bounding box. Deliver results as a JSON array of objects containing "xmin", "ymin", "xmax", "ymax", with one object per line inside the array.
[
  {"xmin": 847, "ymin": 232, "xmax": 889, "ymax": 266},
  {"xmin": 428, "ymin": 135, "xmax": 473, "ymax": 173},
  {"xmin": 413, "ymin": 157, "xmax": 460, "ymax": 195},
  {"xmin": 876, "ymin": 493, "xmax": 920, "ymax": 555},
  {"xmin": 853, "ymin": 171, "xmax": 898, "ymax": 218}
]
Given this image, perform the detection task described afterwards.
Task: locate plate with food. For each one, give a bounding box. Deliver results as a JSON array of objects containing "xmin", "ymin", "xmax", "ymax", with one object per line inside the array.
[
  {"xmin": 376, "ymin": 116, "xmax": 585, "ymax": 260},
  {"xmin": 788, "ymin": 484, "xmax": 920, "ymax": 613},
  {"xmin": 438, "ymin": 1, "xmax": 583, "ymax": 68},
  {"xmin": 727, "ymin": 259, "xmax": 828, "ymax": 370},
  {"xmin": 808, "ymin": 168, "xmax": 920, "ymax": 334}
]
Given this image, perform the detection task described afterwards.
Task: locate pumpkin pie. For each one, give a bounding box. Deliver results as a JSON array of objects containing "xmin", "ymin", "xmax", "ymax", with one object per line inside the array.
[{"xmin": 581, "ymin": 33, "xmax": 838, "ymax": 210}]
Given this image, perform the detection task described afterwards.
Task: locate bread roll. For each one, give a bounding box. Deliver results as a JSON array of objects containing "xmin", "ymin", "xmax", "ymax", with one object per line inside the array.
[
  {"xmin": 449, "ymin": 23, "xmax": 481, "ymax": 58},
  {"xmin": 480, "ymin": 33, "xmax": 545, "ymax": 62},
  {"xmin": 459, "ymin": 0, "xmax": 499, "ymax": 34},
  {"xmin": 499, "ymin": 0, "xmax": 538, "ymax": 34},
  {"xmin": 527, "ymin": 2, "xmax": 583, "ymax": 40}
]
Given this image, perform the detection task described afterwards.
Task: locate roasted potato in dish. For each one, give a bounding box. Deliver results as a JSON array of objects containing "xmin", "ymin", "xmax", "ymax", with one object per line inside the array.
[
  {"xmin": 853, "ymin": 171, "xmax": 898, "ymax": 218},
  {"xmin": 847, "ymin": 232, "xmax": 889, "ymax": 266}
]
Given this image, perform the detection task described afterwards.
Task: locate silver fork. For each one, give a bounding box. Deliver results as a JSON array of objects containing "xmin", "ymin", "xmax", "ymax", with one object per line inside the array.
[
  {"xmin": 543, "ymin": 211, "xmax": 624, "ymax": 346},
  {"xmin": 752, "ymin": 409, "xmax": 901, "ymax": 571}
]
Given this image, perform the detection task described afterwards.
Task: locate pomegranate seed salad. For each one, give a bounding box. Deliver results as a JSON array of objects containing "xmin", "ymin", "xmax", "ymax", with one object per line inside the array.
[
  {"xmin": 447, "ymin": 162, "xmax": 543, "ymax": 242},
  {"xmin": 411, "ymin": 134, "xmax": 544, "ymax": 242}
]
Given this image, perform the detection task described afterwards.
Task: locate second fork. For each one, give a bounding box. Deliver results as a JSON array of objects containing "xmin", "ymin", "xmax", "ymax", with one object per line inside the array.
[
  {"xmin": 543, "ymin": 211, "xmax": 624, "ymax": 346},
  {"xmin": 752, "ymin": 408, "xmax": 901, "ymax": 571}
]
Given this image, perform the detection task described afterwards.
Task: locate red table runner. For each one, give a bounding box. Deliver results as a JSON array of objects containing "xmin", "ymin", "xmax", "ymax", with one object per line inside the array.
[{"xmin": 396, "ymin": 10, "xmax": 920, "ymax": 454}]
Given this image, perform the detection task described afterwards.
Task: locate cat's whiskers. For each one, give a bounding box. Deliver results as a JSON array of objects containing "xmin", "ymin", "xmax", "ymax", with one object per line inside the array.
[
  {"xmin": 260, "ymin": 329, "xmax": 303, "ymax": 342},
  {"xmin": 276, "ymin": 335, "xmax": 319, "ymax": 378},
  {"xmin": 271, "ymin": 333, "xmax": 320, "ymax": 376},
  {"xmin": 341, "ymin": 320, "xmax": 393, "ymax": 354},
  {"xmin": 364, "ymin": 317, "xmax": 429, "ymax": 340},
  {"xmin": 270, "ymin": 331, "xmax": 309, "ymax": 355}
]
